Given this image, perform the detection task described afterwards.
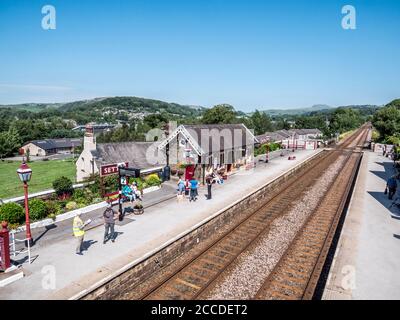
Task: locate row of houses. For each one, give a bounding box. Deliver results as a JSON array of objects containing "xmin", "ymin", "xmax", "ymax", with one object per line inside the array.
[{"xmin": 256, "ymin": 128, "xmax": 323, "ymax": 149}]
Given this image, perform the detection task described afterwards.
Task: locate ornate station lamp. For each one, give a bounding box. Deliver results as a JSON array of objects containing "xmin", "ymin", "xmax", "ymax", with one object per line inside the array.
[{"xmin": 17, "ymin": 161, "xmax": 33, "ymax": 247}]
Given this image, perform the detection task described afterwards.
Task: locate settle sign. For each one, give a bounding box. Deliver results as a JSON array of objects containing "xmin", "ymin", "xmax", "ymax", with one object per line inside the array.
[{"xmin": 100, "ymin": 163, "xmax": 128, "ymax": 177}]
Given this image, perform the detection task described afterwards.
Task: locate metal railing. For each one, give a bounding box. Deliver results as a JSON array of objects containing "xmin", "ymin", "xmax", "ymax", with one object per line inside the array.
[{"xmin": 9, "ymin": 231, "xmax": 32, "ymax": 264}]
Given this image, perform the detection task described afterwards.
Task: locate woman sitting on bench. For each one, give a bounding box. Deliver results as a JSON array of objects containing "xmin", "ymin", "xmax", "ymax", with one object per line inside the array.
[
  {"xmin": 122, "ymin": 184, "xmax": 136, "ymax": 203},
  {"xmin": 131, "ymin": 182, "xmax": 142, "ymax": 201}
]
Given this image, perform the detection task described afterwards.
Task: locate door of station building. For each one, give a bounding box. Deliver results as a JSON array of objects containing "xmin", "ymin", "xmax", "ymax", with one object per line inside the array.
[{"xmin": 185, "ymin": 165, "xmax": 195, "ymax": 180}]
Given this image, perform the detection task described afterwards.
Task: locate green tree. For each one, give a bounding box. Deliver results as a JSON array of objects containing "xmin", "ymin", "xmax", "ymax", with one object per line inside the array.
[
  {"xmin": 143, "ymin": 113, "xmax": 168, "ymax": 129},
  {"xmin": 201, "ymin": 104, "xmax": 238, "ymax": 124},
  {"xmin": 249, "ymin": 110, "xmax": 274, "ymax": 135},
  {"xmin": 329, "ymin": 108, "xmax": 363, "ymax": 134},
  {"xmin": 372, "ymin": 99, "xmax": 400, "ymax": 141},
  {"xmin": 0, "ymin": 127, "xmax": 22, "ymax": 158}
]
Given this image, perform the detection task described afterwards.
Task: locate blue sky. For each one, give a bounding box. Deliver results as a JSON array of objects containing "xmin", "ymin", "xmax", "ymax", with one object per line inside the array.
[{"xmin": 0, "ymin": 0, "xmax": 399, "ymax": 111}]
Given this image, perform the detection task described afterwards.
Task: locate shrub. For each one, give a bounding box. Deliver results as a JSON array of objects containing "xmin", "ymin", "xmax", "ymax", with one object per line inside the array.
[
  {"xmin": 130, "ymin": 177, "xmax": 146, "ymax": 191},
  {"xmin": 58, "ymin": 200, "xmax": 68, "ymax": 209},
  {"xmin": 255, "ymin": 144, "xmax": 267, "ymax": 156},
  {"xmin": 371, "ymin": 130, "xmax": 380, "ymax": 142},
  {"xmin": 104, "ymin": 175, "xmax": 119, "ymax": 191},
  {"xmin": 0, "ymin": 202, "xmax": 24, "ymax": 224},
  {"xmin": 73, "ymin": 189, "xmax": 85, "ymax": 199},
  {"xmin": 385, "ymin": 135, "xmax": 400, "ymax": 146},
  {"xmin": 53, "ymin": 176, "xmax": 74, "ymax": 198},
  {"xmin": 269, "ymin": 142, "xmax": 281, "ymax": 152},
  {"xmin": 73, "ymin": 188, "xmax": 94, "ymax": 207},
  {"xmin": 92, "ymin": 197, "xmax": 103, "ymax": 204},
  {"xmin": 46, "ymin": 200, "xmax": 62, "ymax": 216},
  {"xmin": 28, "ymin": 199, "xmax": 48, "ymax": 221},
  {"xmin": 145, "ymin": 174, "xmax": 162, "ymax": 187},
  {"xmin": 86, "ymin": 174, "xmax": 100, "ymax": 194},
  {"xmin": 65, "ymin": 201, "xmax": 78, "ymax": 211}
]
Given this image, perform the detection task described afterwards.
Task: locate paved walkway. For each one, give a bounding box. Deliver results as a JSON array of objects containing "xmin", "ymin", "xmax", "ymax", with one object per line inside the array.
[
  {"xmin": 323, "ymin": 150, "xmax": 400, "ymax": 300},
  {"xmin": 10, "ymin": 182, "xmax": 177, "ymax": 253},
  {"xmin": 0, "ymin": 149, "xmax": 320, "ymax": 300}
]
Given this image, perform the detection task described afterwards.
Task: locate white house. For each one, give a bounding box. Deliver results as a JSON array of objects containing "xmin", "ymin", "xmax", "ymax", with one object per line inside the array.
[{"xmin": 76, "ymin": 125, "xmax": 163, "ymax": 182}]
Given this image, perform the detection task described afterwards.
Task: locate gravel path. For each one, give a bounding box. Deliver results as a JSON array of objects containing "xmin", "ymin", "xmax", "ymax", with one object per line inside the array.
[{"xmin": 206, "ymin": 155, "xmax": 347, "ymax": 300}]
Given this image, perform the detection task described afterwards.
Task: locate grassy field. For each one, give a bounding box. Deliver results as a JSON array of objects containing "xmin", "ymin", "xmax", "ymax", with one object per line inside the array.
[{"xmin": 0, "ymin": 159, "xmax": 76, "ymax": 200}]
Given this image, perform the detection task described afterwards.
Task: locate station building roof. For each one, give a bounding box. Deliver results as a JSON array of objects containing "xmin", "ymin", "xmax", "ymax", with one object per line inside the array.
[{"xmin": 91, "ymin": 141, "xmax": 164, "ymax": 170}]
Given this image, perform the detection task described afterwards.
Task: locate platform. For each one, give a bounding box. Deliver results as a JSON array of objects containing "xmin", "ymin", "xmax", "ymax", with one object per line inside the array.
[
  {"xmin": 0, "ymin": 149, "xmax": 320, "ymax": 300},
  {"xmin": 323, "ymin": 150, "xmax": 400, "ymax": 300}
]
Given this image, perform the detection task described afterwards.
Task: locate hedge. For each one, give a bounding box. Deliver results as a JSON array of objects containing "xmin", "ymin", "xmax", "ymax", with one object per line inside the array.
[
  {"xmin": 28, "ymin": 199, "xmax": 48, "ymax": 221},
  {"xmin": 0, "ymin": 202, "xmax": 25, "ymax": 224}
]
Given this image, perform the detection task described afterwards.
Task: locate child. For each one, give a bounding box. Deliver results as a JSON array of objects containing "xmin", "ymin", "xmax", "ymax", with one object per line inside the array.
[{"xmin": 189, "ymin": 178, "xmax": 198, "ymax": 202}]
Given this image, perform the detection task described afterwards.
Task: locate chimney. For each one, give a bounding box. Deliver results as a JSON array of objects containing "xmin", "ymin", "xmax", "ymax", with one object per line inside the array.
[{"xmin": 84, "ymin": 123, "xmax": 96, "ymax": 151}]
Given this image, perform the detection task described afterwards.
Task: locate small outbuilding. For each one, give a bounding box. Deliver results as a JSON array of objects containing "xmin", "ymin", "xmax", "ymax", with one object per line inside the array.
[{"xmin": 21, "ymin": 138, "xmax": 82, "ymax": 156}]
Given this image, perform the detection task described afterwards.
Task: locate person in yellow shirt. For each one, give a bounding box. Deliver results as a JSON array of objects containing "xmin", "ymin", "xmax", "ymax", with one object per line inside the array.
[{"xmin": 73, "ymin": 211, "xmax": 85, "ymax": 255}]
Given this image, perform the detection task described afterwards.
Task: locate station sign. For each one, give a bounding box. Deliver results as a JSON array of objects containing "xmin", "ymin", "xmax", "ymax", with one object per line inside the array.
[
  {"xmin": 119, "ymin": 167, "xmax": 141, "ymax": 178},
  {"xmin": 100, "ymin": 162, "xmax": 128, "ymax": 177}
]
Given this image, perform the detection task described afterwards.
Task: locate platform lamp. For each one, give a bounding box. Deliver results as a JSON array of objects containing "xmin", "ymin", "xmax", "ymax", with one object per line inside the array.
[{"xmin": 17, "ymin": 160, "xmax": 33, "ymax": 247}]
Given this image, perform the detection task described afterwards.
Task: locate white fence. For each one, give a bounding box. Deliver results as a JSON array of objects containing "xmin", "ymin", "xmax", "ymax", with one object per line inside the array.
[{"xmin": 9, "ymin": 231, "xmax": 32, "ymax": 264}]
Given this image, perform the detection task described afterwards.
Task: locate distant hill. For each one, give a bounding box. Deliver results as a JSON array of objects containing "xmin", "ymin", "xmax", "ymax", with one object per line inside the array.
[
  {"xmin": 0, "ymin": 96, "xmax": 206, "ymax": 119},
  {"xmin": 59, "ymin": 96, "xmax": 205, "ymax": 117},
  {"xmin": 259, "ymin": 104, "xmax": 381, "ymax": 116},
  {"xmin": 0, "ymin": 102, "xmax": 63, "ymax": 112},
  {"xmin": 260, "ymin": 104, "xmax": 333, "ymax": 116}
]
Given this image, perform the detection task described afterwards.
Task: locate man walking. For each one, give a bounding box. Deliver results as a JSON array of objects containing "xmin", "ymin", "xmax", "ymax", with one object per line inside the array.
[
  {"xmin": 206, "ymin": 176, "xmax": 212, "ymax": 200},
  {"xmin": 386, "ymin": 175, "xmax": 398, "ymax": 200},
  {"xmin": 189, "ymin": 177, "xmax": 199, "ymax": 202},
  {"xmin": 103, "ymin": 203, "xmax": 117, "ymax": 244},
  {"xmin": 73, "ymin": 211, "xmax": 85, "ymax": 255}
]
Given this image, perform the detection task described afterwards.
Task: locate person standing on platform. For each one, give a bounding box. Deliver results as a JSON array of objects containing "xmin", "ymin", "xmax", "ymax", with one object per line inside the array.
[
  {"xmin": 103, "ymin": 203, "xmax": 117, "ymax": 244},
  {"xmin": 189, "ymin": 177, "xmax": 199, "ymax": 202},
  {"xmin": 177, "ymin": 176, "xmax": 185, "ymax": 195},
  {"xmin": 73, "ymin": 211, "xmax": 85, "ymax": 255},
  {"xmin": 206, "ymin": 176, "xmax": 212, "ymax": 200},
  {"xmin": 386, "ymin": 175, "xmax": 398, "ymax": 200}
]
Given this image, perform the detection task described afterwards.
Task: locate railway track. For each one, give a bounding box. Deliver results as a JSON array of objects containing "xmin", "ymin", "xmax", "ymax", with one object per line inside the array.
[
  {"xmin": 85, "ymin": 124, "xmax": 370, "ymax": 300},
  {"xmin": 254, "ymin": 151, "xmax": 361, "ymax": 300},
  {"xmin": 141, "ymin": 151, "xmax": 341, "ymax": 300}
]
